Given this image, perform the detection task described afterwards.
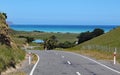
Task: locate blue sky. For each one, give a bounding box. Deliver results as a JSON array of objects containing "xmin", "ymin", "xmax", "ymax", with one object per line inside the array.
[{"xmin": 0, "ymin": 0, "xmax": 120, "ymax": 25}]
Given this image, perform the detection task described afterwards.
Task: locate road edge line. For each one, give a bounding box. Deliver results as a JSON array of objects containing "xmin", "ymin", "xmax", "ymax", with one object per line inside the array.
[
  {"xmin": 29, "ymin": 54, "xmax": 40, "ymax": 75},
  {"xmin": 71, "ymin": 52, "xmax": 120, "ymax": 74}
]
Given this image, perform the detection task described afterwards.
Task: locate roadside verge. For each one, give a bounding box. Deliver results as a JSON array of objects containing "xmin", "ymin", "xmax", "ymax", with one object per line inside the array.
[{"xmin": 29, "ymin": 54, "xmax": 40, "ymax": 75}]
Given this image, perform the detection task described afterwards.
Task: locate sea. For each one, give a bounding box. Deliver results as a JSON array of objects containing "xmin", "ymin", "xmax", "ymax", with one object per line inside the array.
[{"xmin": 9, "ymin": 25, "xmax": 119, "ymax": 33}]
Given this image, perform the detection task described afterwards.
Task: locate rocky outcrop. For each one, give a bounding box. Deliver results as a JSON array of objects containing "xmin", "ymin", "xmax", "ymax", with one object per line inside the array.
[{"xmin": 0, "ymin": 13, "xmax": 16, "ymax": 48}]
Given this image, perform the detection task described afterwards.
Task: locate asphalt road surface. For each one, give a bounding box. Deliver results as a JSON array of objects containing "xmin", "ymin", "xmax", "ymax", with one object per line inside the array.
[{"xmin": 29, "ymin": 50, "xmax": 120, "ymax": 75}]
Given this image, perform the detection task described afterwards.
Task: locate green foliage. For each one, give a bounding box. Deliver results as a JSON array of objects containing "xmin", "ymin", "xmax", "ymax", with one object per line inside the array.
[
  {"xmin": 26, "ymin": 37, "xmax": 34, "ymax": 43},
  {"xmin": 2, "ymin": 13, "xmax": 7, "ymax": 19},
  {"xmin": 13, "ymin": 31, "xmax": 78, "ymax": 43},
  {"xmin": 0, "ymin": 12, "xmax": 25, "ymax": 74},
  {"xmin": 18, "ymin": 36, "xmax": 34, "ymax": 43},
  {"xmin": 68, "ymin": 27, "xmax": 120, "ymax": 62},
  {"xmin": 0, "ymin": 45, "xmax": 25, "ymax": 73},
  {"xmin": 79, "ymin": 27, "xmax": 120, "ymax": 48},
  {"xmin": 77, "ymin": 28, "xmax": 104, "ymax": 44},
  {"xmin": 77, "ymin": 31, "xmax": 93, "ymax": 44},
  {"xmin": 92, "ymin": 28, "xmax": 104, "ymax": 37},
  {"xmin": 0, "ymin": 12, "xmax": 7, "ymax": 20},
  {"xmin": 58, "ymin": 41, "xmax": 75, "ymax": 48},
  {"xmin": 44, "ymin": 35, "xmax": 58, "ymax": 50}
]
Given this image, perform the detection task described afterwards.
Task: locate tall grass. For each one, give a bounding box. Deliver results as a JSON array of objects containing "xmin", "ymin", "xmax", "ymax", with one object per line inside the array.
[
  {"xmin": 0, "ymin": 45, "xmax": 25, "ymax": 73},
  {"xmin": 7, "ymin": 71, "xmax": 26, "ymax": 75}
]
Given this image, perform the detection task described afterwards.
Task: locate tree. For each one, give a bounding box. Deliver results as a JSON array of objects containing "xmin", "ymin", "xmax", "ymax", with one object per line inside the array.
[
  {"xmin": 0, "ymin": 12, "xmax": 7, "ymax": 19},
  {"xmin": 26, "ymin": 37, "xmax": 34, "ymax": 43},
  {"xmin": 58, "ymin": 41, "xmax": 75, "ymax": 48},
  {"xmin": 77, "ymin": 31, "xmax": 93, "ymax": 44},
  {"xmin": 92, "ymin": 28, "xmax": 104, "ymax": 37},
  {"xmin": 77, "ymin": 28, "xmax": 104, "ymax": 44},
  {"xmin": 43, "ymin": 35, "xmax": 58, "ymax": 50}
]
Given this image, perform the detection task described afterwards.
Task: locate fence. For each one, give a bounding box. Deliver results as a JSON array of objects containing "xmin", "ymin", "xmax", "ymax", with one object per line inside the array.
[{"xmin": 81, "ymin": 45, "xmax": 120, "ymax": 54}]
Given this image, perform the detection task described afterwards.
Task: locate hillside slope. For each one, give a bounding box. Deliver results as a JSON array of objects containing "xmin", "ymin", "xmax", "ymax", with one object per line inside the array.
[
  {"xmin": 0, "ymin": 13, "xmax": 25, "ymax": 73},
  {"xmin": 73, "ymin": 27, "xmax": 120, "ymax": 50},
  {"xmin": 68, "ymin": 27, "xmax": 120, "ymax": 62}
]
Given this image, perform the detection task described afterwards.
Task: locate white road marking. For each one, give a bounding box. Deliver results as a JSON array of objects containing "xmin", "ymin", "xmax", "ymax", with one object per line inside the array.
[
  {"xmin": 76, "ymin": 72, "xmax": 81, "ymax": 75},
  {"xmin": 62, "ymin": 56, "xmax": 65, "ymax": 58},
  {"xmin": 29, "ymin": 54, "xmax": 40, "ymax": 75},
  {"xmin": 69, "ymin": 52, "xmax": 120, "ymax": 74},
  {"xmin": 67, "ymin": 61, "xmax": 71, "ymax": 65}
]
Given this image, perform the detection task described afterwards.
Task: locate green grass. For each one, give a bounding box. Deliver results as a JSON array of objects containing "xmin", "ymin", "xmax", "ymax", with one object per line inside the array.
[
  {"xmin": 0, "ymin": 45, "xmax": 25, "ymax": 73},
  {"xmin": 67, "ymin": 27, "xmax": 120, "ymax": 62},
  {"xmin": 10, "ymin": 27, "xmax": 120, "ymax": 63},
  {"xmin": 0, "ymin": 16, "xmax": 25, "ymax": 74},
  {"xmin": 12, "ymin": 30, "xmax": 78, "ymax": 43},
  {"xmin": 71, "ymin": 27, "xmax": 120, "ymax": 49},
  {"xmin": 80, "ymin": 27, "xmax": 120, "ymax": 47}
]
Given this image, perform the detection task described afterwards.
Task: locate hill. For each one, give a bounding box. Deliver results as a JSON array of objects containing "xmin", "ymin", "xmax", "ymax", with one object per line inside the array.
[
  {"xmin": 0, "ymin": 13, "xmax": 25, "ymax": 74},
  {"xmin": 68, "ymin": 27, "xmax": 120, "ymax": 62}
]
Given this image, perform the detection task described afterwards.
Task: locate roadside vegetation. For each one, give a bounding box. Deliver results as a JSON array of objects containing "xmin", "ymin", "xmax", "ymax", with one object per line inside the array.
[
  {"xmin": 11, "ymin": 30, "xmax": 78, "ymax": 43},
  {"xmin": 7, "ymin": 71, "xmax": 26, "ymax": 75},
  {"xmin": 9, "ymin": 24, "xmax": 120, "ymax": 63},
  {"xmin": 0, "ymin": 13, "xmax": 25, "ymax": 74},
  {"xmin": 31, "ymin": 53, "xmax": 38, "ymax": 64},
  {"xmin": 9, "ymin": 29, "xmax": 79, "ymax": 50},
  {"xmin": 77, "ymin": 28, "xmax": 104, "ymax": 44},
  {"xmin": 68, "ymin": 27, "xmax": 120, "ymax": 62},
  {"xmin": 0, "ymin": 45, "xmax": 25, "ymax": 74},
  {"xmin": 3, "ymin": 11, "xmax": 120, "ymax": 67}
]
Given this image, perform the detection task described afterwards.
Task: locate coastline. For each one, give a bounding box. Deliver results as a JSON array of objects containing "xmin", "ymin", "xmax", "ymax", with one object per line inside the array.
[{"xmin": 9, "ymin": 25, "xmax": 118, "ymax": 33}]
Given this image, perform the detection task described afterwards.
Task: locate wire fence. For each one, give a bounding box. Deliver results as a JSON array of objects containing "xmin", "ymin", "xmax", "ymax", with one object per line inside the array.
[{"xmin": 81, "ymin": 45, "xmax": 120, "ymax": 54}]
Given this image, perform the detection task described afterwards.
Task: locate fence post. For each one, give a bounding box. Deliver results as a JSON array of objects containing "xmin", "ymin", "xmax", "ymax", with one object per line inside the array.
[
  {"xmin": 29, "ymin": 52, "xmax": 31, "ymax": 65},
  {"xmin": 114, "ymin": 48, "xmax": 117, "ymax": 64}
]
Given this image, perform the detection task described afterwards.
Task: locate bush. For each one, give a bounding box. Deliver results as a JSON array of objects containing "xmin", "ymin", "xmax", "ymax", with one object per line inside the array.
[
  {"xmin": 77, "ymin": 28, "xmax": 104, "ymax": 44},
  {"xmin": 43, "ymin": 35, "xmax": 58, "ymax": 50},
  {"xmin": 18, "ymin": 36, "xmax": 34, "ymax": 43},
  {"xmin": 58, "ymin": 41, "xmax": 75, "ymax": 48}
]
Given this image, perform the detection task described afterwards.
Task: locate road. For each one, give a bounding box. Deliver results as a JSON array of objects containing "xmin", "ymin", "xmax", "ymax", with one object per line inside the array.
[{"xmin": 29, "ymin": 50, "xmax": 120, "ymax": 75}]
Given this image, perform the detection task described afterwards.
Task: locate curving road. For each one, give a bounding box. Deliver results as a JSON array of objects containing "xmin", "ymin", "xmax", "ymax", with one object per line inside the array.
[{"xmin": 29, "ymin": 50, "xmax": 120, "ymax": 75}]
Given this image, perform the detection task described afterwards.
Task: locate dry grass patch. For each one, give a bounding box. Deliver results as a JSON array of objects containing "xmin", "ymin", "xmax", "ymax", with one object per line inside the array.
[
  {"xmin": 31, "ymin": 53, "xmax": 38, "ymax": 64},
  {"xmin": 64, "ymin": 49, "xmax": 113, "ymax": 60},
  {"xmin": 7, "ymin": 71, "xmax": 26, "ymax": 75}
]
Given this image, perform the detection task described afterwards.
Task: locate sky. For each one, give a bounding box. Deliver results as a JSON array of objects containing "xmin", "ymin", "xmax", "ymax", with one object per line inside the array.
[{"xmin": 0, "ymin": 0, "xmax": 120, "ymax": 25}]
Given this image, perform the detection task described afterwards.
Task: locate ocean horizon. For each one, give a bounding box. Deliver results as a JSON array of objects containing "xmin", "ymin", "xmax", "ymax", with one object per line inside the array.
[{"xmin": 9, "ymin": 25, "xmax": 119, "ymax": 33}]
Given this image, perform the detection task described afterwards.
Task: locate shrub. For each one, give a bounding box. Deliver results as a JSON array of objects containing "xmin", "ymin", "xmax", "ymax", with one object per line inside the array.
[
  {"xmin": 58, "ymin": 41, "xmax": 75, "ymax": 48},
  {"xmin": 77, "ymin": 28, "xmax": 104, "ymax": 44}
]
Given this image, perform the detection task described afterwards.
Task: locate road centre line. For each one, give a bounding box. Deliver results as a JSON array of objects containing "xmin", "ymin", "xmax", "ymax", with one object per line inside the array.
[
  {"xmin": 76, "ymin": 72, "xmax": 81, "ymax": 75},
  {"xmin": 69, "ymin": 52, "xmax": 120, "ymax": 74},
  {"xmin": 67, "ymin": 61, "xmax": 72, "ymax": 65},
  {"xmin": 29, "ymin": 54, "xmax": 40, "ymax": 75},
  {"xmin": 62, "ymin": 56, "xmax": 65, "ymax": 58}
]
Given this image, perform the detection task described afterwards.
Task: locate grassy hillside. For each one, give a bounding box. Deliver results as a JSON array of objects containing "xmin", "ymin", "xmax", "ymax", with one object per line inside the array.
[
  {"xmin": 72, "ymin": 27, "xmax": 120, "ymax": 49},
  {"xmin": 68, "ymin": 27, "xmax": 120, "ymax": 62},
  {"xmin": 0, "ymin": 45, "xmax": 25, "ymax": 73},
  {"xmin": 0, "ymin": 13, "xmax": 25, "ymax": 73}
]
